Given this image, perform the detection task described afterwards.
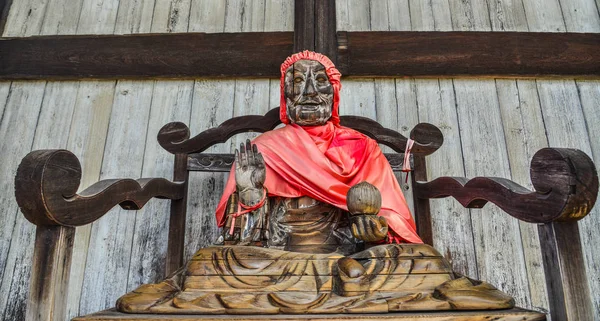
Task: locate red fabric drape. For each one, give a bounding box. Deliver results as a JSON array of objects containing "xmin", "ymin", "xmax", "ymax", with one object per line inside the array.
[{"xmin": 213, "ymin": 51, "xmax": 422, "ymax": 244}]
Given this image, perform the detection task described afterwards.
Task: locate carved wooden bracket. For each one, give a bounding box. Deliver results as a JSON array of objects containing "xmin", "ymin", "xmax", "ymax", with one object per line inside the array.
[
  {"xmin": 158, "ymin": 107, "xmax": 443, "ymax": 156},
  {"xmin": 15, "ymin": 149, "xmax": 186, "ymax": 227},
  {"xmin": 414, "ymin": 148, "xmax": 598, "ymax": 223}
]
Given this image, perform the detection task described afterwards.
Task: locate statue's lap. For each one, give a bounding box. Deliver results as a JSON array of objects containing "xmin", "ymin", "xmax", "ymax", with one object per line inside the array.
[{"xmin": 117, "ymin": 244, "xmax": 514, "ymax": 314}]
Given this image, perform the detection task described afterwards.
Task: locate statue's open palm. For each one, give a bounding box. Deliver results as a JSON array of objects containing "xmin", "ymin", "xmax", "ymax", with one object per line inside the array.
[{"xmin": 235, "ymin": 140, "xmax": 266, "ymax": 192}]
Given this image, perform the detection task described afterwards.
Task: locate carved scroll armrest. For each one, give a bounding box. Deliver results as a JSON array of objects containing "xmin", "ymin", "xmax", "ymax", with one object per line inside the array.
[
  {"xmin": 15, "ymin": 149, "xmax": 186, "ymax": 227},
  {"xmin": 414, "ymin": 148, "xmax": 598, "ymax": 223}
]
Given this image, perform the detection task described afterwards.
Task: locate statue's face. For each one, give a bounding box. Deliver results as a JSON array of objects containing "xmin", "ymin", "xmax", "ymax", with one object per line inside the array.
[{"xmin": 284, "ymin": 60, "xmax": 333, "ymax": 126}]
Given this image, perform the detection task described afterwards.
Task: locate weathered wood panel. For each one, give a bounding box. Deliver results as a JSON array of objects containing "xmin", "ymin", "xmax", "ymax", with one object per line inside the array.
[{"xmin": 0, "ymin": 1, "xmax": 599, "ymax": 321}]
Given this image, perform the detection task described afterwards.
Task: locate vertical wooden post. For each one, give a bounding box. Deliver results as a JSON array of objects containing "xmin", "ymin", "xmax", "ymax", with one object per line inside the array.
[
  {"xmin": 294, "ymin": 0, "xmax": 337, "ymax": 62},
  {"xmin": 166, "ymin": 153, "xmax": 189, "ymax": 275},
  {"xmin": 538, "ymin": 221, "xmax": 593, "ymax": 321},
  {"xmin": 315, "ymin": 0, "xmax": 337, "ymax": 63},
  {"xmin": 294, "ymin": 0, "xmax": 315, "ymax": 52},
  {"xmin": 25, "ymin": 225, "xmax": 76, "ymax": 321},
  {"xmin": 411, "ymin": 155, "xmax": 434, "ymax": 246}
]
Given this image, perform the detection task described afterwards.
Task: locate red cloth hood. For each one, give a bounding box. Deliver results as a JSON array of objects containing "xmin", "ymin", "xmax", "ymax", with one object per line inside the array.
[{"xmin": 215, "ymin": 122, "xmax": 422, "ymax": 244}]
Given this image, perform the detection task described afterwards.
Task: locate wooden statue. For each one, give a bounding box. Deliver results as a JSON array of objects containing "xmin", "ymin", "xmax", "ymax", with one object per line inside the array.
[
  {"xmin": 115, "ymin": 51, "xmax": 514, "ymax": 314},
  {"xmin": 14, "ymin": 51, "xmax": 598, "ymax": 321}
]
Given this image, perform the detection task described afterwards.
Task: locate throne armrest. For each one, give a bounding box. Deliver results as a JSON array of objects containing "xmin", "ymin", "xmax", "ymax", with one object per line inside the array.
[
  {"xmin": 15, "ymin": 149, "xmax": 187, "ymax": 321},
  {"xmin": 413, "ymin": 148, "xmax": 598, "ymax": 223},
  {"xmin": 15, "ymin": 149, "xmax": 186, "ymax": 227}
]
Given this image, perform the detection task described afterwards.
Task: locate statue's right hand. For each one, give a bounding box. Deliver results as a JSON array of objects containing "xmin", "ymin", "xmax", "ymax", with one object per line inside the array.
[{"xmin": 235, "ymin": 139, "xmax": 266, "ymax": 193}]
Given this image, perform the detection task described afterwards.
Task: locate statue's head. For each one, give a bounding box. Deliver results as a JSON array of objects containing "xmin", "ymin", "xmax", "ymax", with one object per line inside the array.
[{"xmin": 279, "ymin": 51, "xmax": 341, "ymax": 126}]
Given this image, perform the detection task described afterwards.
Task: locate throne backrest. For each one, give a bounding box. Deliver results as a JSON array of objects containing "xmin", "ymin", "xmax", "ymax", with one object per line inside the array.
[{"xmin": 156, "ymin": 107, "xmax": 444, "ymax": 173}]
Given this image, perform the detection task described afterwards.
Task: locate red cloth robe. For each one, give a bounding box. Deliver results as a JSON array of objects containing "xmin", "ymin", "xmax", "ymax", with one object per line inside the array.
[{"xmin": 214, "ymin": 122, "xmax": 422, "ymax": 244}]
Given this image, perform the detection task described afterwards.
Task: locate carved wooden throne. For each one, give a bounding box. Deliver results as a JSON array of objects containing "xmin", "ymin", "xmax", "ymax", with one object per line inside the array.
[{"xmin": 15, "ymin": 107, "xmax": 598, "ymax": 321}]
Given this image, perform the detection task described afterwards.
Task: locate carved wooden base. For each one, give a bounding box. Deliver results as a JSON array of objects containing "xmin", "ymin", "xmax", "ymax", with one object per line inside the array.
[
  {"xmin": 117, "ymin": 245, "xmax": 514, "ymax": 314},
  {"xmin": 74, "ymin": 308, "xmax": 545, "ymax": 321}
]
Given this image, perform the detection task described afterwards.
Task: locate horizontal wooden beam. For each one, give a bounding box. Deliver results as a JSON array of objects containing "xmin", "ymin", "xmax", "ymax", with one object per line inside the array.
[
  {"xmin": 1, "ymin": 31, "xmax": 599, "ymax": 80},
  {"xmin": 337, "ymin": 31, "xmax": 600, "ymax": 78},
  {"xmin": 0, "ymin": 32, "xmax": 293, "ymax": 80}
]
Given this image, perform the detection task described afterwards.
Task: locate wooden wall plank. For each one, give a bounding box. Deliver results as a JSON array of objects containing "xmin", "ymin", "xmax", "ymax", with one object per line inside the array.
[
  {"xmin": 79, "ymin": 81, "xmax": 153, "ymax": 315},
  {"xmin": 405, "ymin": 0, "xmax": 479, "ymax": 278},
  {"xmin": 0, "ymin": 0, "xmax": 12, "ymax": 35},
  {"xmin": 65, "ymin": 81, "xmax": 115, "ymax": 321},
  {"xmin": 77, "ymin": 0, "xmax": 119, "ymax": 34},
  {"xmin": 386, "ymin": 0, "xmax": 410, "ymax": 31},
  {"xmin": 390, "ymin": 80, "xmax": 417, "ymax": 215},
  {"xmin": 64, "ymin": 0, "xmax": 120, "ymax": 318},
  {"xmin": 188, "ymin": 0, "xmax": 225, "ymax": 33},
  {"xmin": 495, "ymin": 79, "xmax": 550, "ymax": 314},
  {"xmin": 15, "ymin": 81, "xmax": 78, "ymax": 321},
  {"xmin": 265, "ymin": 0, "xmax": 294, "ymax": 32},
  {"xmin": 0, "ymin": 81, "xmax": 45, "ymax": 321},
  {"xmin": 39, "ymin": 0, "xmax": 83, "ymax": 35},
  {"xmin": 126, "ymin": 80, "xmax": 193, "ymax": 290},
  {"xmin": 454, "ymin": 79, "xmax": 532, "ymax": 306},
  {"xmin": 184, "ymin": 80, "xmax": 235, "ymax": 262},
  {"xmin": 151, "ymin": 0, "xmax": 191, "ymax": 33},
  {"xmin": 1, "ymin": 0, "xmax": 48, "ymax": 36},
  {"xmin": 485, "ymin": 0, "xmax": 550, "ymax": 314},
  {"xmin": 79, "ymin": 0, "xmax": 157, "ymax": 310}
]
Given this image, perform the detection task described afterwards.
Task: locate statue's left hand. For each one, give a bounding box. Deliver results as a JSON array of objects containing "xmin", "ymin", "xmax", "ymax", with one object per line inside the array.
[{"xmin": 351, "ymin": 215, "xmax": 388, "ymax": 242}]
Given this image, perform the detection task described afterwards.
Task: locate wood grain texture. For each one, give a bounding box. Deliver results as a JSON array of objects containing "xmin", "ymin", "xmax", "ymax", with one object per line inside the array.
[
  {"xmin": 336, "ymin": 31, "xmax": 600, "ymax": 78},
  {"xmin": 79, "ymin": 80, "xmax": 153, "ymax": 316},
  {"xmin": 187, "ymin": 153, "xmax": 412, "ymax": 172},
  {"xmin": 0, "ymin": 32, "xmax": 293, "ymax": 80},
  {"xmin": 414, "ymin": 78, "xmax": 478, "ymax": 280},
  {"xmin": 25, "ymin": 226, "xmax": 75, "ymax": 321},
  {"xmin": 66, "ymin": 81, "xmax": 116, "ymax": 321},
  {"xmin": 184, "ymin": 80, "xmax": 235, "ymax": 263},
  {"xmin": 414, "ymin": 148, "xmax": 598, "ymax": 223},
  {"xmin": 314, "ymin": 0, "xmax": 336, "ymax": 63},
  {"xmin": 0, "ymin": 0, "xmax": 12, "ymax": 35},
  {"xmin": 538, "ymin": 222, "xmax": 593, "ymax": 321},
  {"xmin": 2, "ymin": 79, "xmax": 77, "ymax": 321},
  {"xmin": 496, "ymin": 78, "xmax": 550, "ymax": 314},
  {"xmin": 0, "ymin": 81, "xmax": 46, "ymax": 321},
  {"xmin": 294, "ymin": 0, "xmax": 315, "ymax": 52},
  {"xmin": 3, "ymin": 31, "xmax": 600, "ymax": 80},
  {"xmin": 73, "ymin": 308, "xmax": 546, "ymax": 320},
  {"xmin": 403, "ymin": 2, "xmax": 479, "ymax": 281},
  {"xmin": 553, "ymin": 1, "xmax": 600, "ymax": 318},
  {"xmin": 128, "ymin": 80, "xmax": 193, "ymax": 292}
]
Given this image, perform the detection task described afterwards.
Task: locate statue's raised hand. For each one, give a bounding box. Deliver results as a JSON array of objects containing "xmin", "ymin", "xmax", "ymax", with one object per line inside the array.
[{"xmin": 235, "ymin": 139, "xmax": 266, "ymax": 204}]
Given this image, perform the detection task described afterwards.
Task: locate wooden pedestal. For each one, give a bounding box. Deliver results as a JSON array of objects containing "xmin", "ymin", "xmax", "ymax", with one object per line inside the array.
[{"xmin": 74, "ymin": 308, "xmax": 545, "ymax": 321}]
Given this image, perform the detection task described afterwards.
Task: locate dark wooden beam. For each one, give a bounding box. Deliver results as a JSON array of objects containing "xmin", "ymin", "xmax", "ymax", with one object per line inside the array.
[
  {"xmin": 2, "ymin": 31, "xmax": 600, "ymax": 80},
  {"xmin": 337, "ymin": 31, "xmax": 600, "ymax": 78},
  {"xmin": 0, "ymin": 0, "xmax": 12, "ymax": 36},
  {"xmin": 0, "ymin": 32, "xmax": 293, "ymax": 80}
]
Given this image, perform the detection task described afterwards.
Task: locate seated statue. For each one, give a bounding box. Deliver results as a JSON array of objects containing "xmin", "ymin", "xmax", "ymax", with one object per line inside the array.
[{"xmin": 116, "ymin": 51, "xmax": 514, "ymax": 314}]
